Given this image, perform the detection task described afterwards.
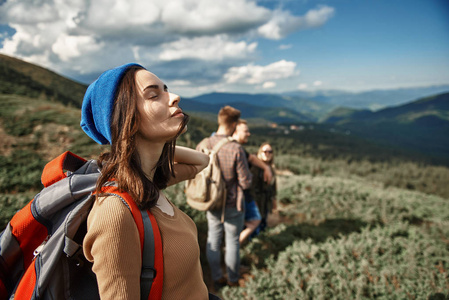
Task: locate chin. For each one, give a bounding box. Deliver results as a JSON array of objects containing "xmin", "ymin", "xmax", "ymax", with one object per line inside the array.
[{"xmin": 165, "ymin": 126, "xmax": 188, "ymax": 143}]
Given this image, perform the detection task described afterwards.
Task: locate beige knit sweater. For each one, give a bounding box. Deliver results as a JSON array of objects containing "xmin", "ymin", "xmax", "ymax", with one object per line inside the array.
[{"xmin": 83, "ymin": 195, "xmax": 208, "ymax": 299}]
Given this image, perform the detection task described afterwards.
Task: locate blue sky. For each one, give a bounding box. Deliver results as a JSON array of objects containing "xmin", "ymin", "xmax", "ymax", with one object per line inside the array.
[
  {"xmin": 273, "ymin": 0, "xmax": 449, "ymax": 91},
  {"xmin": 0, "ymin": 0, "xmax": 448, "ymax": 97}
]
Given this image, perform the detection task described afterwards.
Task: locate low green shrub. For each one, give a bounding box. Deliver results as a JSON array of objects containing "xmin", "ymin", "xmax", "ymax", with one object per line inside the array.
[
  {"xmin": 0, "ymin": 192, "xmax": 35, "ymax": 228},
  {"xmin": 276, "ymin": 174, "xmax": 449, "ymax": 226},
  {"xmin": 276, "ymin": 154, "xmax": 449, "ymax": 199},
  {"xmin": 0, "ymin": 150, "xmax": 46, "ymax": 192},
  {"xmin": 224, "ymin": 222, "xmax": 449, "ymax": 299}
]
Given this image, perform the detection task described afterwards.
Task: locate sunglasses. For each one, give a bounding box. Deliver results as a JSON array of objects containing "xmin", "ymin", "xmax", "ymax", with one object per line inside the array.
[{"xmin": 262, "ymin": 150, "xmax": 273, "ymax": 154}]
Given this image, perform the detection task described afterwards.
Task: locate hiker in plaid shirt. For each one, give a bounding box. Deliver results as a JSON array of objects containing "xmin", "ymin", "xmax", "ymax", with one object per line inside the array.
[{"xmin": 199, "ymin": 106, "xmax": 252, "ymax": 290}]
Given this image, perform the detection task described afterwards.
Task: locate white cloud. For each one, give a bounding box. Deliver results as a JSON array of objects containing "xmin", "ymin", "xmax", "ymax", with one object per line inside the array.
[
  {"xmin": 262, "ymin": 81, "xmax": 276, "ymax": 89},
  {"xmin": 52, "ymin": 34, "xmax": 102, "ymax": 62},
  {"xmin": 313, "ymin": 80, "xmax": 323, "ymax": 86},
  {"xmin": 159, "ymin": 35, "xmax": 257, "ymax": 61},
  {"xmin": 0, "ymin": 0, "xmax": 59, "ymax": 24},
  {"xmin": 0, "ymin": 0, "xmax": 272, "ymax": 71},
  {"xmin": 169, "ymin": 80, "xmax": 191, "ymax": 86},
  {"xmin": 298, "ymin": 83, "xmax": 308, "ymax": 90},
  {"xmin": 279, "ymin": 44, "xmax": 292, "ymax": 50},
  {"xmin": 224, "ymin": 60, "xmax": 298, "ymax": 84},
  {"xmin": 258, "ymin": 5, "xmax": 335, "ymax": 40},
  {"xmin": 0, "ymin": 0, "xmax": 334, "ymax": 91},
  {"xmin": 76, "ymin": 0, "xmax": 161, "ymax": 36},
  {"xmin": 304, "ymin": 5, "xmax": 335, "ymax": 28},
  {"xmin": 161, "ymin": 0, "xmax": 270, "ymax": 35}
]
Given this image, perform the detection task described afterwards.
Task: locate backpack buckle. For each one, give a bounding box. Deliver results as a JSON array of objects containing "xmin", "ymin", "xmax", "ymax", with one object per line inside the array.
[
  {"xmin": 33, "ymin": 235, "xmax": 50, "ymax": 259},
  {"xmin": 141, "ymin": 266, "xmax": 156, "ymax": 281}
]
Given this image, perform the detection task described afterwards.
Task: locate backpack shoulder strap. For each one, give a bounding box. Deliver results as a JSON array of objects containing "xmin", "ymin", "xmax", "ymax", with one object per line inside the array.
[
  {"xmin": 100, "ymin": 185, "xmax": 163, "ymax": 300},
  {"xmin": 41, "ymin": 151, "xmax": 87, "ymax": 187},
  {"xmin": 212, "ymin": 136, "xmax": 232, "ymax": 153}
]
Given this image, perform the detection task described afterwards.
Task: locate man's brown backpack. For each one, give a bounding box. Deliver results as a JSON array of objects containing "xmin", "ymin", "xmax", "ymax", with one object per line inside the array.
[{"xmin": 185, "ymin": 137, "xmax": 232, "ymax": 212}]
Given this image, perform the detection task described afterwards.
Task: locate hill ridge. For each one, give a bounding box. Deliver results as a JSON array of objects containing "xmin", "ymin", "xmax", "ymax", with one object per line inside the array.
[{"xmin": 0, "ymin": 54, "xmax": 87, "ymax": 107}]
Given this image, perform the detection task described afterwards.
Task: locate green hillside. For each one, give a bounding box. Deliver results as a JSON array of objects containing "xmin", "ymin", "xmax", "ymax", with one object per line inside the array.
[
  {"xmin": 165, "ymin": 173, "xmax": 449, "ymax": 299},
  {"xmin": 0, "ymin": 54, "xmax": 87, "ymax": 107},
  {"xmin": 322, "ymin": 92, "xmax": 449, "ymax": 125},
  {"xmin": 320, "ymin": 93, "xmax": 449, "ymax": 163},
  {"xmin": 318, "ymin": 106, "xmax": 362, "ymax": 123},
  {"xmin": 181, "ymin": 97, "xmax": 314, "ymax": 123},
  {"xmin": 188, "ymin": 92, "xmax": 336, "ymax": 121},
  {"xmin": 223, "ymin": 174, "xmax": 448, "ymax": 299},
  {"xmin": 356, "ymin": 92, "xmax": 449, "ymax": 123}
]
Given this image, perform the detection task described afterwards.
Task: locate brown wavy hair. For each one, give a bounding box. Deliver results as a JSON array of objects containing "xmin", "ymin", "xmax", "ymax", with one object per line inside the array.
[{"xmin": 95, "ymin": 65, "xmax": 189, "ymax": 210}]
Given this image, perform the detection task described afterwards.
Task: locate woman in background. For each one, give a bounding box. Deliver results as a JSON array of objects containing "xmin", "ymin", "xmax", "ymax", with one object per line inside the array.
[{"xmin": 251, "ymin": 142, "xmax": 277, "ymax": 233}]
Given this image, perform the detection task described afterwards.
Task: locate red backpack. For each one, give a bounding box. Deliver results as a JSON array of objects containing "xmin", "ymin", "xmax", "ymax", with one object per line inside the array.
[{"xmin": 0, "ymin": 151, "xmax": 163, "ymax": 299}]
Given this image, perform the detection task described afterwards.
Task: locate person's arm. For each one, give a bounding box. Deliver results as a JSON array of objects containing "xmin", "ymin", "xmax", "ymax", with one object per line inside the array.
[
  {"xmin": 248, "ymin": 154, "xmax": 272, "ymax": 183},
  {"xmin": 271, "ymin": 173, "xmax": 277, "ymax": 211},
  {"xmin": 168, "ymin": 146, "xmax": 210, "ymax": 186},
  {"xmin": 236, "ymin": 146, "xmax": 252, "ymax": 190},
  {"xmin": 83, "ymin": 196, "xmax": 141, "ymax": 299}
]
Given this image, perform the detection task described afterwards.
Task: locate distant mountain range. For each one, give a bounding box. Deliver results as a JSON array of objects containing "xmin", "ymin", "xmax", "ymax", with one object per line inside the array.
[
  {"xmin": 283, "ymin": 86, "xmax": 449, "ymax": 111},
  {"xmin": 321, "ymin": 92, "xmax": 449, "ymax": 160},
  {"xmin": 183, "ymin": 84, "xmax": 449, "ymax": 124},
  {"xmin": 2, "ymin": 53, "xmax": 447, "ymax": 124},
  {"xmin": 181, "ymin": 94, "xmax": 317, "ymax": 124},
  {"xmin": 183, "ymin": 92, "xmax": 333, "ymax": 122},
  {"xmin": 322, "ymin": 92, "xmax": 449, "ymax": 125},
  {"xmin": 1, "ymin": 53, "xmax": 448, "ymax": 163},
  {"xmin": 182, "ymin": 85, "xmax": 449, "ymax": 162}
]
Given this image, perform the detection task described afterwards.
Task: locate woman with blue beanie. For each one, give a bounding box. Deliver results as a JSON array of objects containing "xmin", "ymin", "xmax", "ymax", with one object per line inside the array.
[{"xmin": 80, "ymin": 63, "xmax": 213, "ymax": 299}]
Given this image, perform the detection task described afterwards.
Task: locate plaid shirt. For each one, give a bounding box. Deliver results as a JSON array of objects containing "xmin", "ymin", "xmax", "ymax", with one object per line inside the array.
[{"xmin": 198, "ymin": 135, "xmax": 252, "ymax": 208}]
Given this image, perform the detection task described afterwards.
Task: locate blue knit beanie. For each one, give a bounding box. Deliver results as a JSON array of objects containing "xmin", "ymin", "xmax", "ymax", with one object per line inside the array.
[{"xmin": 81, "ymin": 63, "xmax": 144, "ymax": 145}]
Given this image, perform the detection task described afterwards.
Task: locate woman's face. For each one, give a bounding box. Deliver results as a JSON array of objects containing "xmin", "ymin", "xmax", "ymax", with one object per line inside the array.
[
  {"xmin": 135, "ymin": 69, "xmax": 186, "ymax": 143},
  {"xmin": 260, "ymin": 144, "xmax": 273, "ymax": 163}
]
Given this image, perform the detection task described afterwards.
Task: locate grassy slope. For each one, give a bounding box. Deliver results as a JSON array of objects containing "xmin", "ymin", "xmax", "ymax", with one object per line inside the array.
[
  {"xmin": 217, "ymin": 174, "xmax": 449, "ymax": 299},
  {"xmin": 0, "ymin": 54, "xmax": 87, "ymax": 107},
  {"xmin": 323, "ymin": 93, "xmax": 449, "ymax": 163}
]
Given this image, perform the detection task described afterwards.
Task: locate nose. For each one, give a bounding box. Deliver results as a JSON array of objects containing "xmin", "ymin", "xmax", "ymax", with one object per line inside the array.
[{"xmin": 169, "ymin": 92, "xmax": 180, "ymax": 106}]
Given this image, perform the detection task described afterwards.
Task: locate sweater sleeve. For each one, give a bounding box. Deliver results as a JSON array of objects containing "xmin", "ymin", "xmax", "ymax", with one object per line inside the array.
[
  {"xmin": 83, "ymin": 195, "xmax": 141, "ymax": 300},
  {"xmin": 236, "ymin": 145, "xmax": 252, "ymax": 190},
  {"xmin": 167, "ymin": 163, "xmax": 198, "ymax": 186}
]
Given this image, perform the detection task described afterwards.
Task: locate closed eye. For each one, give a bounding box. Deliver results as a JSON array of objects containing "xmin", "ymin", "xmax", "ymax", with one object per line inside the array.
[{"xmin": 143, "ymin": 84, "xmax": 168, "ymax": 99}]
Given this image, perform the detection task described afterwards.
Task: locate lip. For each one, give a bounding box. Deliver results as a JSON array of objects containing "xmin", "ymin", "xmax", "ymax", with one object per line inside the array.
[{"xmin": 171, "ymin": 109, "xmax": 184, "ymax": 118}]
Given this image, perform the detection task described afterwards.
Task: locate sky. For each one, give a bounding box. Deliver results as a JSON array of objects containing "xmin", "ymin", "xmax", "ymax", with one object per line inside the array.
[{"xmin": 0, "ymin": 0, "xmax": 448, "ymax": 97}]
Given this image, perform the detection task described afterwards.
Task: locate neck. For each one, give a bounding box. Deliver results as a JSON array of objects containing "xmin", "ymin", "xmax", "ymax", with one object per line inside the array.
[
  {"xmin": 135, "ymin": 137, "xmax": 166, "ymax": 181},
  {"xmin": 216, "ymin": 125, "xmax": 233, "ymax": 136}
]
